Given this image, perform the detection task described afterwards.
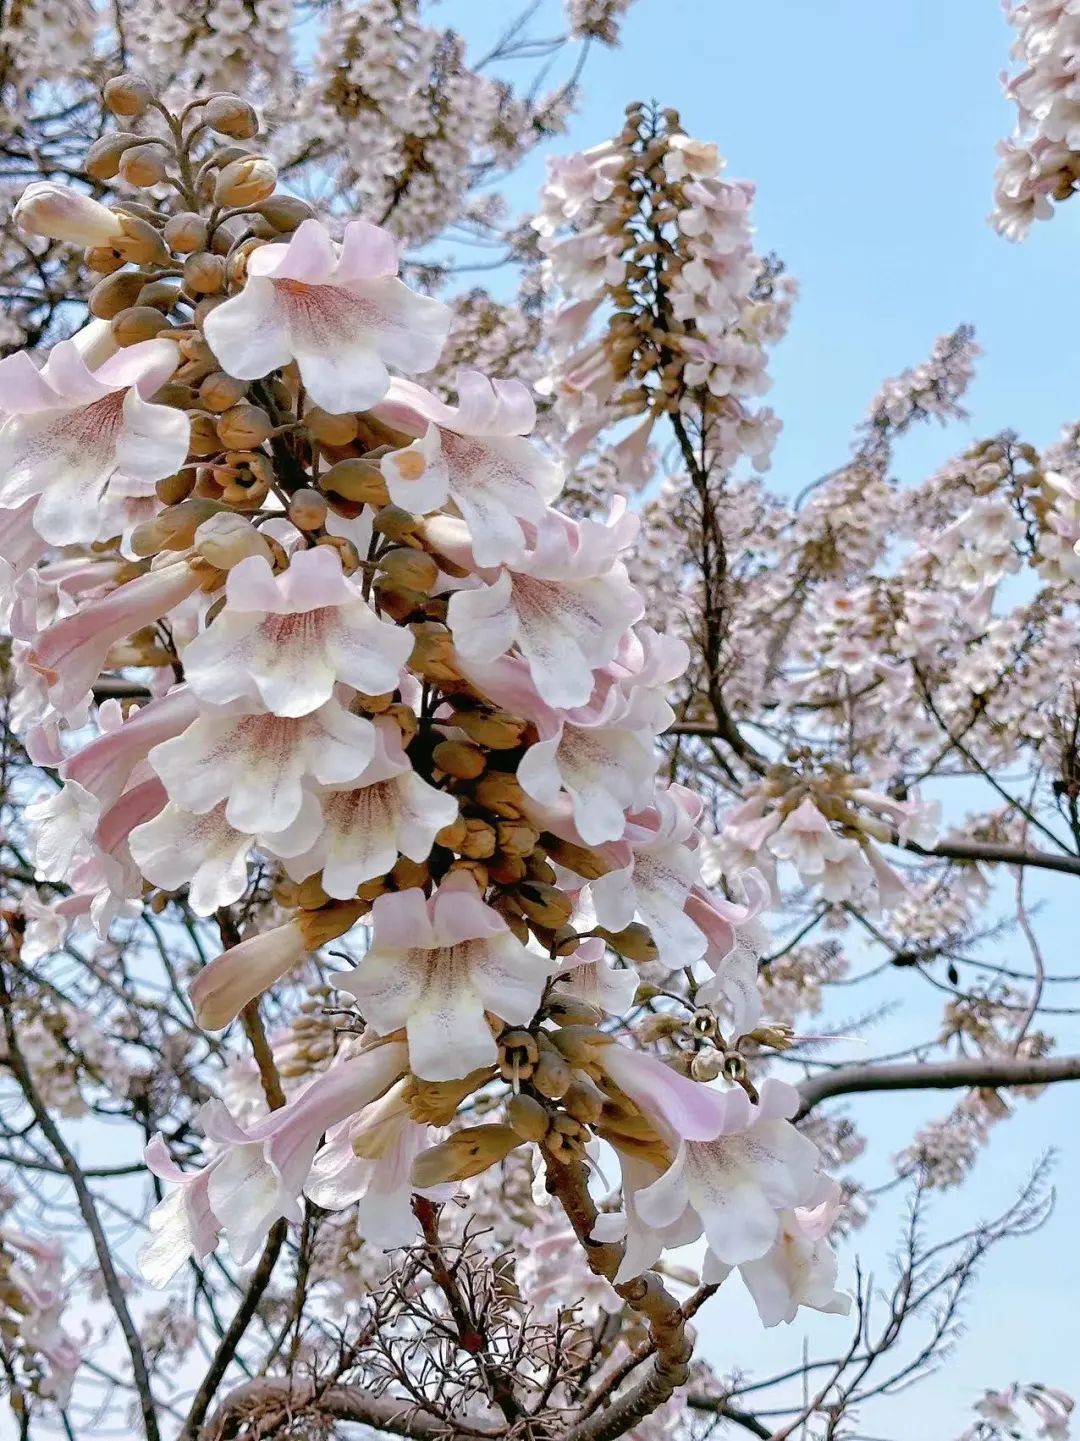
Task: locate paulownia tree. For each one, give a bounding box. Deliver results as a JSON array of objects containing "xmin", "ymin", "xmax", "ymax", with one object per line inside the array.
[{"xmin": 0, "ymin": 4, "xmax": 1077, "ymax": 1440}]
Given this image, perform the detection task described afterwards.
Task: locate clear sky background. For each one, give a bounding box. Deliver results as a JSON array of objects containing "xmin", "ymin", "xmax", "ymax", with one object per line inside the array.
[{"xmin": 441, "ymin": 1, "xmax": 1080, "ymax": 1433}]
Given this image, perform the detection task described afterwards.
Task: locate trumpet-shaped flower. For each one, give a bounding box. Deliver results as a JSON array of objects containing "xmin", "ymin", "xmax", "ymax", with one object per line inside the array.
[
  {"xmin": 339, "ymin": 877, "xmax": 556, "ymax": 1082},
  {"xmin": 203, "ymin": 218, "xmax": 450, "ymax": 414},
  {"xmin": 182, "ymin": 545, "xmax": 412, "ymax": 718},
  {"xmin": 0, "ymin": 337, "xmax": 188, "ymax": 545},
  {"xmin": 377, "ymin": 370, "xmax": 563, "ymax": 567},
  {"xmin": 447, "ymin": 506, "xmax": 644, "ymax": 710},
  {"xmin": 139, "ymin": 1042, "xmax": 407, "ymax": 1283},
  {"xmin": 635, "ymin": 1079, "xmax": 826, "ymax": 1268},
  {"xmin": 268, "ymin": 718, "xmax": 457, "ymax": 898},
  {"xmin": 148, "ymin": 697, "xmax": 376, "ymax": 834}
]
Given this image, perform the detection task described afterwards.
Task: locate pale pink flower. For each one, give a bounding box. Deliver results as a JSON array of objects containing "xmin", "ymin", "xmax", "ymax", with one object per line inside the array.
[
  {"xmin": 60, "ymin": 686, "xmax": 200, "ymax": 814},
  {"xmin": 635, "ymin": 1079, "xmax": 825, "ymax": 1266},
  {"xmin": 0, "ymin": 336, "xmax": 188, "ymax": 544},
  {"xmin": 189, "ymin": 918, "xmax": 309, "ymax": 1030},
  {"xmin": 29, "ymin": 558, "xmax": 204, "ymax": 717},
  {"xmin": 766, "ymin": 797, "xmax": 852, "ymax": 881},
  {"xmin": 140, "ymin": 1042, "xmax": 407, "ymax": 1282},
  {"xmin": 203, "ymin": 218, "xmax": 450, "ymax": 414},
  {"xmin": 595, "ymin": 1042, "xmax": 736, "ymax": 1143},
  {"xmin": 593, "ymin": 1152, "xmax": 704, "ymax": 1286},
  {"xmin": 14, "ymin": 181, "xmax": 124, "ymax": 247},
  {"xmin": 305, "ymin": 1078, "xmax": 451, "ymax": 1245},
  {"xmin": 376, "ymin": 370, "xmax": 563, "ymax": 567},
  {"xmin": 447, "ymin": 505, "xmax": 644, "ymax": 710},
  {"xmin": 587, "ymin": 787, "xmax": 707, "ymax": 965},
  {"xmin": 267, "ymin": 717, "xmax": 457, "ymax": 899},
  {"xmin": 339, "ymin": 877, "xmax": 556, "ymax": 1082},
  {"xmin": 553, "ymin": 937, "xmax": 638, "ymax": 1017},
  {"xmin": 128, "ymin": 802, "xmax": 257, "ymax": 917},
  {"xmin": 148, "ymin": 697, "xmax": 376, "ymax": 833},
  {"xmin": 182, "ymin": 545, "xmax": 412, "ymax": 718},
  {"xmin": 703, "ymin": 1183, "xmax": 851, "ymax": 1326}
]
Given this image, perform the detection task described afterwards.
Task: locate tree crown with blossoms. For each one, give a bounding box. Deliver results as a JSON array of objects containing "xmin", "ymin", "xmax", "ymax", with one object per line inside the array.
[{"xmin": 0, "ymin": 5, "xmax": 1077, "ymax": 1441}]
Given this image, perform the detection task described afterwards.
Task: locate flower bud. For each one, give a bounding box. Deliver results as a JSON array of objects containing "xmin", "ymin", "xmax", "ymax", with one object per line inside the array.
[
  {"xmin": 320, "ymin": 457, "xmax": 389, "ymax": 508},
  {"xmin": 495, "ymin": 820, "xmax": 539, "ymax": 858},
  {"xmin": 377, "ymin": 546, "xmax": 439, "ymax": 593},
  {"xmin": 188, "ymin": 415, "xmax": 222, "ymax": 457},
  {"xmin": 402, "ymin": 1068, "xmax": 493, "ymax": 1126},
  {"xmin": 258, "ymin": 194, "xmax": 316, "ymax": 231},
  {"xmin": 119, "ymin": 143, "xmax": 168, "ymax": 187},
  {"xmin": 214, "ymin": 156, "xmax": 277, "ymax": 208},
  {"xmin": 433, "ymin": 739, "xmax": 486, "ymax": 781},
  {"xmin": 131, "ymin": 498, "xmax": 225, "ymax": 556},
  {"xmin": 372, "ymin": 503, "xmax": 423, "ymax": 544},
  {"xmin": 113, "ymin": 213, "xmax": 169, "ymax": 265},
  {"xmin": 88, "ymin": 270, "xmax": 146, "ymax": 320},
  {"xmin": 305, "ymin": 406, "xmax": 359, "ymax": 446},
  {"xmin": 164, "ymin": 212, "xmax": 209, "ymax": 254},
  {"xmin": 458, "ymin": 817, "xmax": 497, "ymax": 860},
  {"xmin": 541, "ymin": 835, "xmax": 611, "ymax": 881},
  {"xmin": 85, "ymin": 246, "xmax": 125, "ymax": 274},
  {"xmin": 287, "ymin": 488, "xmax": 328, "ymax": 531},
  {"xmin": 474, "ymin": 772, "xmax": 527, "ymax": 819},
  {"xmin": 435, "ymin": 816, "xmax": 467, "ymax": 850},
  {"xmin": 103, "ymin": 74, "xmax": 154, "ymax": 117},
  {"xmin": 198, "ymin": 371, "xmax": 248, "ymax": 413},
  {"xmin": 489, "ymin": 854, "xmax": 527, "ymax": 885},
  {"xmin": 155, "ymin": 471, "xmax": 196, "ymax": 506},
  {"xmin": 453, "ymin": 708, "xmax": 527, "ymax": 751},
  {"xmin": 85, "ymin": 131, "xmax": 144, "ymax": 181},
  {"xmin": 597, "ymin": 922, "xmax": 658, "ymax": 964},
  {"xmin": 507, "ymin": 1093, "xmax": 549, "ymax": 1141},
  {"xmin": 216, "ymin": 403, "xmax": 273, "ymax": 449},
  {"xmin": 532, "ymin": 1049, "xmax": 573, "ymax": 1100},
  {"xmin": 410, "ymin": 1125, "xmax": 523, "ymax": 1187},
  {"xmin": 137, "ymin": 279, "xmax": 181, "ymax": 312},
  {"xmin": 15, "ymin": 182, "xmax": 123, "ymax": 247},
  {"xmin": 408, "ymin": 621, "xmax": 460, "ymax": 683},
  {"xmin": 183, "ymin": 252, "xmax": 227, "ymax": 295},
  {"xmin": 110, "ymin": 305, "xmax": 170, "ymax": 345},
  {"xmin": 192, "ymin": 513, "xmax": 273, "ymax": 569},
  {"xmin": 203, "ymin": 94, "xmax": 260, "ymax": 139}
]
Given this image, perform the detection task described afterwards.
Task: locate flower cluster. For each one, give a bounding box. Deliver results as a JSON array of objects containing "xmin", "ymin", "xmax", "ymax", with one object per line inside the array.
[
  {"xmin": 994, "ymin": 0, "xmax": 1080, "ymax": 239},
  {"xmin": 534, "ymin": 103, "xmax": 789, "ymax": 488},
  {"xmin": 2, "ymin": 82, "xmax": 843, "ymax": 1335},
  {"xmin": 959, "ymin": 1383, "xmax": 1073, "ymax": 1441},
  {"xmin": 0, "ymin": 1225, "xmax": 82, "ymax": 1406}
]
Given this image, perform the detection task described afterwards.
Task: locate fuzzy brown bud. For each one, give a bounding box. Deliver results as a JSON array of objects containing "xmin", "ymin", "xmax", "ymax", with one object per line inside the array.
[
  {"xmin": 214, "ymin": 156, "xmax": 277, "ymax": 208},
  {"xmin": 164, "ymin": 212, "xmax": 209, "ymax": 254},
  {"xmin": 433, "ymin": 739, "xmax": 486, "ymax": 781},
  {"xmin": 183, "ymin": 252, "xmax": 227, "ymax": 295},
  {"xmin": 507, "ymin": 1093, "xmax": 549, "ymax": 1142},
  {"xmin": 118, "ymin": 143, "xmax": 168, "ymax": 188},
  {"xmin": 85, "ymin": 132, "xmax": 144, "ymax": 181},
  {"xmin": 305, "ymin": 407, "xmax": 359, "ymax": 445},
  {"xmin": 287, "ymin": 489, "xmax": 328, "ymax": 531},
  {"xmin": 410, "ymin": 1125, "xmax": 522, "ymax": 1186},
  {"xmin": 258, "ymin": 194, "xmax": 316, "ymax": 231},
  {"xmin": 216, "ymin": 403, "xmax": 273, "ymax": 450},
  {"xmin": 198, "ymin": 371, "xmax": 248, "ymax": 413},
  {"xmin": 103, "ymin": 74, "xmax": 153, "ymax": 117},
  {"xmin": 111, "ymin": 305, "xmax": 170, "ymax": 345},
  {"xmin": 88, "ymin": 270, "xmax": 146, "ymax": 320},
  {"xmin": 202, "ymin": 95, "xmax": 260, "ymax": 139},
  {"xmin": 377, "ymin": 546, "xmax": 439, "ymax": 593},
  {"xmin": 454, "ymin": 709, "xmax": 527, "ymax": 750},
  {"xmin": 320, "ymin": 457, "xmax": 389, "ymax": 509}
]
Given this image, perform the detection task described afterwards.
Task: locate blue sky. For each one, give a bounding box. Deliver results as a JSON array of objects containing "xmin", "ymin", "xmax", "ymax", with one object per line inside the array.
[{"xmin": 440, "ymin": 1, "xmax": 1080, "ymax": 1431}]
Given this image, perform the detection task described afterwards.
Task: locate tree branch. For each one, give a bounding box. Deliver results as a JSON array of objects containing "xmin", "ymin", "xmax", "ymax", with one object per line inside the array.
[
  {"xmin": 0, "ymin": 961, "xmax": 162, "ymax": 1441},
  {"xmin": 796, "ymin": 1053, "xmax": 1080, "ymax": 1117},
  {"xmin": 201, "ymin": 1379, "xmax": 456, "ymax": 1440},
  {"xmin": 906, "ymin": 836, "xmax": 1080, "ymax": 879}
]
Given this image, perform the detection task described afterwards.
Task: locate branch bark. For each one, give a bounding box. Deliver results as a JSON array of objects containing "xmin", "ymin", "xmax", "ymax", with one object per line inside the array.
[
  {"xmin": 201, "ymin": 1379, "xmax": 454, "ymax": 1440},
  {"xmin": 796, "ymin": 1053, "xmax": 1080, "ymax": 1117}
]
